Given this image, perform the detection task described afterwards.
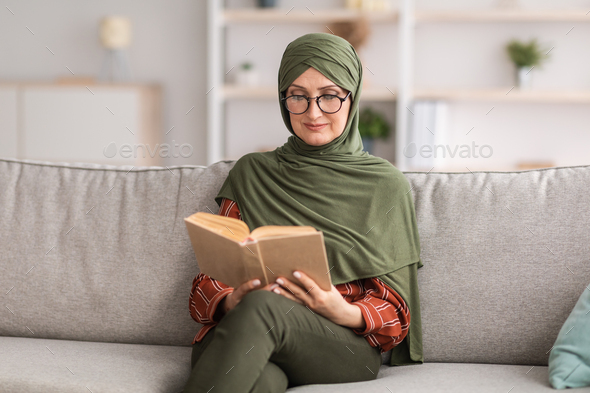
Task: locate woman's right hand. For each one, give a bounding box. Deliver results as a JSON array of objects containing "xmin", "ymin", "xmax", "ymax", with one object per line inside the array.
[{"xmin": 221, "ymin": 279, "xmax": 277, "ymax": 315}]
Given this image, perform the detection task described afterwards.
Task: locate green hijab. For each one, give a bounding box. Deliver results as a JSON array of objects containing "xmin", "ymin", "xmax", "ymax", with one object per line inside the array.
[{"xmin": 215, "ymin": 33, "xmax": 423, "ymax": 366}]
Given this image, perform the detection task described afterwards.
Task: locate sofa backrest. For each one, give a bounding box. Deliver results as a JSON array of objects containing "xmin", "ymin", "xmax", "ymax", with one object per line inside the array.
[
  {"xmin": 0, "ymin": 158, "xmax": 227, "ymax": 347},
  {"xmin": 1, "ymin": 158, "xmax": 589, "ymax": 366},
  {"xmin": 408, "ymin": 165, "xmax": 590, "ymax": 366}
]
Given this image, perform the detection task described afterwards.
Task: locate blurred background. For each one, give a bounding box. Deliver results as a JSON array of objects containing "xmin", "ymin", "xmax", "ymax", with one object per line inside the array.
[{"xmin": 1, "ymin": 0, "xmax": 589, "ymax": 171}]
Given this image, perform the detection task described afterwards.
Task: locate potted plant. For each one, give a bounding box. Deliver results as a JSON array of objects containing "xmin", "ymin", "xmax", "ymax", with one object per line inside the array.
[
  {"xmin": 235, "ymin": 62, "xmax": 259, "ymax": 87},
  {"xmin": 506, "ymin": 38, "xmax": 551, "ymax": 89},
  {"xmin": 257, "ymin": 0, "xmax": 277, "ymax": 7},
  {"xmin": 358, "ymin": 107, "xmax": 391, "ymax": 155}
]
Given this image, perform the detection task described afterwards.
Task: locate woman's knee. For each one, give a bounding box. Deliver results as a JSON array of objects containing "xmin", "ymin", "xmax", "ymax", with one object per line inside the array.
[
  {"xmin": 249, "ymin": 362, "xmax": 288, "ymax": 393},
  {"xmin": 218, "ymin": 290, "xmax": 291, "ymax": 331}
]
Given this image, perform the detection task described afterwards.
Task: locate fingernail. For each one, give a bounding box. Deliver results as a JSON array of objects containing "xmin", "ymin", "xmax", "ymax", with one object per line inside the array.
[
  {"xmin": 273, "ymin": 288, "xmax": 280, "ymax": 294},
  {"xmin": 276, "ymin": 278, "xmax": 284, "ymax": 285},
  {"xmin": 293, "ymin": 271, "xmax": 301, "ymax": 279},
  {"xmin": 270, "ymin": 284, "xmax": 278, "ymax": 290},
  {"xmin": 252, "ymin": 279, "xmax": 261, "ymax": 286}
]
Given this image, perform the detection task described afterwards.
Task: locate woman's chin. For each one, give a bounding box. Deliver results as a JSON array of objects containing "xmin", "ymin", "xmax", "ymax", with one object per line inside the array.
[{"xmin": 298, "ymin": 133, "xmax": 332, "ymax": 147}]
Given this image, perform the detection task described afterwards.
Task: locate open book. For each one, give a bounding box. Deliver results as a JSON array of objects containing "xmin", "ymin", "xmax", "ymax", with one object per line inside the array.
[{"xmin": 184, "ymin": 212, "xmax": 332, "ymax": 291}]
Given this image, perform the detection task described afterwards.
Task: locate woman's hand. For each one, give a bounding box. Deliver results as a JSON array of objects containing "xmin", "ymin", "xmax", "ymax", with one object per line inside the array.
[
  {"xmin": 221, "ymin": 279, "xmax": 277, "ymax": 315},
  {"xmin": 273, "ymin": 271, "xmax": 366, "ymax": 330}
]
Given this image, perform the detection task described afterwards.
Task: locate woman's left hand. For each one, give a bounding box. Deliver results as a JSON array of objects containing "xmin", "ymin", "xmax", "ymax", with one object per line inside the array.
[{"xmin": 273, "ymin": 271, "xmax": 366, "ymax": 330}]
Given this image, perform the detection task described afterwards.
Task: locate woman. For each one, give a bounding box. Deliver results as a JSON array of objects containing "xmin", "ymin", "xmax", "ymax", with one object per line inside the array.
[{"xmin": 183, "ymin": 33, "xmax": 423, "ymax": 393}]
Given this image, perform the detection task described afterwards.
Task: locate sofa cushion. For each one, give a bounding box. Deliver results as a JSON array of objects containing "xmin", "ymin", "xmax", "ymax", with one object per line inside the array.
[
  {"xmin": 287, "ymin": 363, "xmax": 590, "ymax": 393},
  {"xmin": 0, "ymin": 336, "xmax": 191, "ymax": 393},
  {"xmin": 0, "ymin": 158, "xmax": 231, "ymax": 346},
  {"xmin": 548, "ymin": 283, "xmax": 590, "ymax": 388},
  {"xmin": 405, "ymin": 165, "xmax": 590, "ymax": 365},
  {"xmin": 5, "ymin": 337, "xmax": 590, "ymax": 393}
]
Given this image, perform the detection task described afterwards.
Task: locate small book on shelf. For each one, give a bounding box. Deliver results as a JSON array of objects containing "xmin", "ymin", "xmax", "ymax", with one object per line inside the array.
[{"xmin": 184, "ymin": 212, "xmax": 332, "ymax": 291}]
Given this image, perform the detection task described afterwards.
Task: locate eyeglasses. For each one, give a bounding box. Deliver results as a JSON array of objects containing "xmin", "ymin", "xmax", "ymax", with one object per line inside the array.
[{"xmin": 281, "ymin": 91, "xmax": 352, "ymax": 115}]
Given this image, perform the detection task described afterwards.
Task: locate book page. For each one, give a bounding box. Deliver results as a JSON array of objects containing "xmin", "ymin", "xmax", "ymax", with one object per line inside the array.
[
  {"xmin": 250, "ymin": 225, "xmax": 317, "ymax": 240},
  {"xmin": 185, "ymin": 212, "xmax": 250, "ymax": 242},
  {"xmin": 184, "ymin": 217, "xmax": 267, "ymax": 288}
]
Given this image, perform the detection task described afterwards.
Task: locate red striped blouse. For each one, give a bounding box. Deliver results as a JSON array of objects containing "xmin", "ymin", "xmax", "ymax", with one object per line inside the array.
[{"xmin": 189, "ymin": 198, "xmax": 410, "ymax": 353}]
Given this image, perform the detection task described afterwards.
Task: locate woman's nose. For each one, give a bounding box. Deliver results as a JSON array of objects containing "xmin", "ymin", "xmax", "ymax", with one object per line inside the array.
[{"xmin": 307, "ymin": 98, "xmax": 322, "ymax": 119}]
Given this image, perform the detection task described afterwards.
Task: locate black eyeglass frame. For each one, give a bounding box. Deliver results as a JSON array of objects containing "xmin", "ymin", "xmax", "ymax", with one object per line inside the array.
[{"xmin": 280, "ymin": 91, "xmax": 352, "ymax": 115}]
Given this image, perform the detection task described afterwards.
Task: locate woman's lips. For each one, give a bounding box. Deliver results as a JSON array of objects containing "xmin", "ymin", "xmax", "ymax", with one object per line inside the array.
[{"xmin": 304, "ymin": 123, "xmax": 328, "ymax": 131}]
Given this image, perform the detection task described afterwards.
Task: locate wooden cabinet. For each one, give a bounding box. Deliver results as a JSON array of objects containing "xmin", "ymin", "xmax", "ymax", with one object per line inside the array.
[
  {"xmin": 0, "ymin": 82, "xmax": 161, "ymax": 166},
  {"xmin": 0, "ymin": 85, "xmax": 18, "ymax": 159}
]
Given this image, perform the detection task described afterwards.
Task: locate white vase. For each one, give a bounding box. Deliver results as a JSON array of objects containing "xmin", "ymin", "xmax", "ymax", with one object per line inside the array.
[
  {"xmin": 235, "ymin": 69, "xmax": 259, "ymax": 87},
  {"xmin": 516, "ymin": 66, "xmax": 533, "ymax": 89}
]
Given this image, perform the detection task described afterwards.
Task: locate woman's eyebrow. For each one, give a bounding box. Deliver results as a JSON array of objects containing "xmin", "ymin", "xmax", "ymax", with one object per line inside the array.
[{"xmin": 289, "ymin": 84, "xmax": 341, "ymax": 91}]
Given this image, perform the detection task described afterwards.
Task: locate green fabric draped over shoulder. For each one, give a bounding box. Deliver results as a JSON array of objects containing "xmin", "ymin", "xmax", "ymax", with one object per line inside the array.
[{"xmin": 215, "ymin": 33, "xmax": 424, "ymax": 366}]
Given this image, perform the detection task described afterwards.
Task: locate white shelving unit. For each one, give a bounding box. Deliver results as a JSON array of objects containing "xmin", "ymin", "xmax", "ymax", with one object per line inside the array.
[
  {"xmin": 206, "ymin": 0, "xmax": 405, "ymax": 166},
  {"xmin": 207, "ymin": 2, "xmax": 590, "ymax": 169}
]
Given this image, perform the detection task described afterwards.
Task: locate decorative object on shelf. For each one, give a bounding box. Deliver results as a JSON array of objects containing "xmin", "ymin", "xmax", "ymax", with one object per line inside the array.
[
  {"xmin": 345, "ymin": 0, "xmax": 392, "ymax": 11},
  {"xmin": 327, "ymin": 18, "xmax": 370, "ymax": 51},
  {"xmin": 235, "ymin": 62, "xmax": 260, "ymax": 87},
  {"xmin": 506, "ymin": 38, "xmax": 551, "ymax": 89},
  {"xmin": 257, "ymin": 0, "xmax": 277, "ymax": 8},
  {"xmin": 99, "ymin": 16, "xmax": 133, "ymax": 82},
  {"xmin": 358, "ymin": 107, "xmax": 391, "ymax": 155}
]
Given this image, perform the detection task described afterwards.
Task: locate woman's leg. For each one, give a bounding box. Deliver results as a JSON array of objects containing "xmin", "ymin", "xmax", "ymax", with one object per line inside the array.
[
  {"xmin": 187, "ymin": 327, "xmax": 288, "ymax": 393},
  {"xmin": 183, "ymin": 290, "xmax": 381, "ymax": 392}
]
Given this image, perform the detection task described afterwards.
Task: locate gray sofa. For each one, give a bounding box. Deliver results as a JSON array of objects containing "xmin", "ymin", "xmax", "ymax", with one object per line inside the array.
[{"xmin": 1, "ymin": 156, "xmax": 589, "ymax": 393}]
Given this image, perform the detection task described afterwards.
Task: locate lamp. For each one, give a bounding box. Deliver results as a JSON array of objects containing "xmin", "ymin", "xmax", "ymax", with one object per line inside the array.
[{"xmin": 99, "ymin": 16, "xmax": 132, "ymax": 82}]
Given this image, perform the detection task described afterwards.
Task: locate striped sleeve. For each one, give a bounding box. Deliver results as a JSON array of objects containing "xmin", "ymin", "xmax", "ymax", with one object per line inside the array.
[
  {"xmin": 189, "ymin": 273, "xmax": 233, "ymax": 325},
  {"xmin": 218, "ymin": 197, "xmax": 242, "ymax": 220},
  {"xmin": 337, "ymin": 278, "xmax": 410, "ymax": 353},
  {"xmin": 189, "ymin": 197, "xmax": 242, "ymax": 344}
]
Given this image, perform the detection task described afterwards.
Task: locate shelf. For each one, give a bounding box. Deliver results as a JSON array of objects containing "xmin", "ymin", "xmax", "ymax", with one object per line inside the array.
[
  {"xmin": 415, "ymin": 8, "xmax": 590, "ymax": 22},
  {"xmin": 223, "ymin": 8, "xmax": 398, "ymax": 24},
  {"xmin": 223, "ymin": 85, "xmax": 397, "ymax": 102},
  {"xmin": 225, "ymin": 86, "xmax": 590, "ymax": 103},
  {"xmin": 413, "ymin": 88, "xmax": 590, "ymax": 103},
  {"xmin": 222, "ymin": 8, "xmax": 590, "ymax": 24}
]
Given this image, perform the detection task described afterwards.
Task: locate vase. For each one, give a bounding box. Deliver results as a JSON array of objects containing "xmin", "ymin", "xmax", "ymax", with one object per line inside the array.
[
  {"xmin": 516, "ymin": 66, "xmax": 533, "ymax": 89},
  {"xmin": 257, "ymin": 0, "xmax": 277, "ymax": 7},
  {"xmin": 235, "ymin": 69, "xmax": 259, "ymax": 87}
]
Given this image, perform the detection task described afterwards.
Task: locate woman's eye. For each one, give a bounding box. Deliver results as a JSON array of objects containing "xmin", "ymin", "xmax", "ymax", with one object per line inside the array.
[
  {"xmin": 322, "ymin": 95, "xmax": 337, "ymax": 101},
  {"xmin": 291, "ymin": 96, "xmax": 306, "ymax": 101}
]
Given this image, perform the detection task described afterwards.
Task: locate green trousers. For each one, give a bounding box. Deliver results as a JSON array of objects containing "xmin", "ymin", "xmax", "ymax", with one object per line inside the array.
[{"xmin": 182, "ymin": 290, "xmax": 382, "ymax": 393}]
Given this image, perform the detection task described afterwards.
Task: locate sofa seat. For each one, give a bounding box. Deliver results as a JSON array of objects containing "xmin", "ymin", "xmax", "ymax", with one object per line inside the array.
[
  {"xmin": 0, "ymin": 336, "xmax": 191, "ymax": 393},
  {"xmin": 4, "ymin": 336, "xmax": 590, "ymax": 393},
  {"xmin": 289, "ymin": 363, "xmax": 590, "ymax": 393}
]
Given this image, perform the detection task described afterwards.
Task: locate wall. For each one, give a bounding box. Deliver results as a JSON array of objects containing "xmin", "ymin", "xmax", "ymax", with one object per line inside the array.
[
  {"xmin": 1, "ymin": 0, "xmax": 589, "ymax": 168},
  {"xmin": 0, "ymin": 0, "xmax": 207, "ymax": 166}
]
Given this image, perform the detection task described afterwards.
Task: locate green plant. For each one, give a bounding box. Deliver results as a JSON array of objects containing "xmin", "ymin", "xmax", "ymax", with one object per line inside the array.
[
  {"xmin": 358, "ymin": 107, "xmax": 391, "ymax": 139},
  {"xmin": 241, "ymin": 62, "xmax": 253, "ymax": 71},
  {"xmin": 506, "ymin": 38, "xmax": 550, "ymax": 68}
]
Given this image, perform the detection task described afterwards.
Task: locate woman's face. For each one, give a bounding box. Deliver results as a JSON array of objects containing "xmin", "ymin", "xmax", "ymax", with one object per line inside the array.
[{"xmin": 285, "ymin": 67, "xmax": 351, "ymax": 147}]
